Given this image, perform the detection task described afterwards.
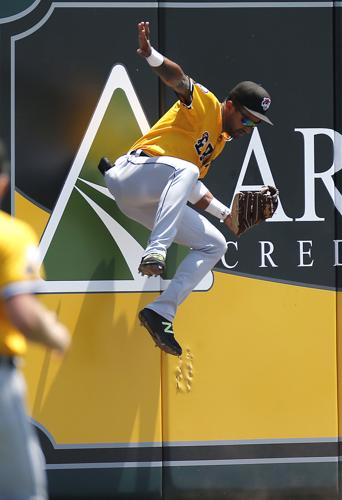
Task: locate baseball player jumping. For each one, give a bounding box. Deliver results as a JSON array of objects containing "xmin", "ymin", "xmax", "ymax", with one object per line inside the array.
[{"xmin": 99, "ymin": 21, "xmax": 276, "ymax": 356}]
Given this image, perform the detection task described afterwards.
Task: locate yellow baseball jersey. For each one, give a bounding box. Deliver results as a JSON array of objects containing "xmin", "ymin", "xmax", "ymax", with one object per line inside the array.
[
  {"xmin": 0, "ymin": 211, "xmax": 42, "ymax": 356},
  {"xmin": 130, "ymin": 82, "xmax": 230, "ymax": 179}
]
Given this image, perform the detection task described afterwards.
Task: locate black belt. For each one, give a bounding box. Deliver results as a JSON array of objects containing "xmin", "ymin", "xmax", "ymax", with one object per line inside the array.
[
  {"xmin": 0, "ymin": 356, "xmax": 16, "ymax": 367},
  {"xmin": 130, "ymin": 149, "xmax": 151, "ymax": 157}
]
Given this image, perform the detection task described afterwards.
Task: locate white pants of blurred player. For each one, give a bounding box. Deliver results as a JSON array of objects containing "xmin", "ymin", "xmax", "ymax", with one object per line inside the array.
[{"xmin": 0, "ymin": 362, "xmax": 47, "ymax": 500}]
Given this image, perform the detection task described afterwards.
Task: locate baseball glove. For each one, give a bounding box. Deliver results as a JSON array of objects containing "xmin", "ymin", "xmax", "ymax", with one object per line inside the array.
[{"xmin": 230, "ymin": 185, "xmax": 279, "ymax": 236}]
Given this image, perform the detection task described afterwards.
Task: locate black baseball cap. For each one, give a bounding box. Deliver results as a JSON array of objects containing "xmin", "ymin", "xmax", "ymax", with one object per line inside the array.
[{"xmin": 229, "ymin": 81, "xmax": 273, "ymax": 125}]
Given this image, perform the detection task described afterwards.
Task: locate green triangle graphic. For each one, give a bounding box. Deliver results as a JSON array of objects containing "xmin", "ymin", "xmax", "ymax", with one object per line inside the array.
[{"xmin": 43, "ymin": 89, "xmax": 150, "ymax": 282}]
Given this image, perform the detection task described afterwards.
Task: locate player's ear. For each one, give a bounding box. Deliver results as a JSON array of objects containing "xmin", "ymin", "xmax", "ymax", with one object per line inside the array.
[{"xmin": 224, "ymin": 99, "xmax": 234, "ymax": 113}]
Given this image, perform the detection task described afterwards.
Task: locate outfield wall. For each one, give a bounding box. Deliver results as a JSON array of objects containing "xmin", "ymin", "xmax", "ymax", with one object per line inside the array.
[{"xmin": 1, "ymin": 0, "xmax": 342, "ymax": 498}]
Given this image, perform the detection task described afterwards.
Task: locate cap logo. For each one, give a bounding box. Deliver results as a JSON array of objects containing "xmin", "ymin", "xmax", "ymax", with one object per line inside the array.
[{"xmin": 261, "ymin": 97, "xmax": 271, "ymax": 111}]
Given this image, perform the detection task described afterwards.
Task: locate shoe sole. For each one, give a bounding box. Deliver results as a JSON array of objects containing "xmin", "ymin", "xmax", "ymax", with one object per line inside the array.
[{"xmin": 138, "ymin": 311, "xmax": 182, "ymax": 356}]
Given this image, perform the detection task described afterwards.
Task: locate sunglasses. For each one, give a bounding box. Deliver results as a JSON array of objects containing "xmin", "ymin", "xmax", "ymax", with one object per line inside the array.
[
  {"xmin": 232, "ymin": 100, "xmax": 259, "ymax": 128},
  {"xmin": 241, "ymin": 116, "xmax": 258, "ymax": 128}
]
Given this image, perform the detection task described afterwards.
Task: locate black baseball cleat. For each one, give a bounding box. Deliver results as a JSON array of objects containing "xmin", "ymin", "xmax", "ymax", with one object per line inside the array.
[
  {"xmin": 138, "ymin": 308, "xmax": 182, "ymax": 356},
  {"xmin": 138, "ymin": 253, "xmax": 166, "ymax": 277},
  {"xmin": 98, "ymin": 157, "xmax": 114, "ymax": 176}
]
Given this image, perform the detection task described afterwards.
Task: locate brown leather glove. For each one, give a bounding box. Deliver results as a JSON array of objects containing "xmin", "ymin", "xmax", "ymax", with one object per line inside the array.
[{"xmin": 230, "ymin": 185, "xmax": 279, "ymax": 236}]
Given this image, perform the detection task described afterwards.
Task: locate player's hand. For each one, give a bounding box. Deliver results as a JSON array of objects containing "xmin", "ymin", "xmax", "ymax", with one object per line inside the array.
[
  {"xmin": 49, "ymin": 313, "xmax": 71, "ymax": 355},
  {"xmin": 223, "ymin": 214, "xmax": 238, "ymax": 236},
  {"xmin": 137, "ymin": 21, "xmax": 152, "ymax": 58}
]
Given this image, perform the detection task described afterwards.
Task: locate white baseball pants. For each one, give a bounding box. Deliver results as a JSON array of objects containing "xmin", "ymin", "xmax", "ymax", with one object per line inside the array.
[{"xmin": 105, "ymin": 153, "xmax": 227, "ymax": 321}]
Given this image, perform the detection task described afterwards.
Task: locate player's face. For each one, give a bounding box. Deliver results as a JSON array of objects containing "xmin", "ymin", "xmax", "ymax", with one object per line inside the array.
[{"xmin": 222, "ymin": 100, "xmax": 260, "ymax": 139}]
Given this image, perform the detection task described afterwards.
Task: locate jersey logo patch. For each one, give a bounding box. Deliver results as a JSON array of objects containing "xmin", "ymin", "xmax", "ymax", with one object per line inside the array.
[
  {"xmin": 261, "ymin": 97, "xmax": 271, "ymax": 111},
  {"xmin": 195, "ymin": 132, "xmax": 214, "ymax": 164}
]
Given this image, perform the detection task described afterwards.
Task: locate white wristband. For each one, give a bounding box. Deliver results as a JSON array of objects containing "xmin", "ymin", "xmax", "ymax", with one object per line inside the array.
[
  {"xmin": 205, "ymin": 198, "xmax": 230, "ymax": 221},
  {"xmin": 146, "ymin": 47, "xmax": 164, "ymax": 67}
]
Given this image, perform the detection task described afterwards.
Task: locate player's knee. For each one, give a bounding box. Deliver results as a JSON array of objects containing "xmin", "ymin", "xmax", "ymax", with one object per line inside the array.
[
  {"xmin": 215, "ymin": 232, "xmax": 227, "ymax": 259},
  {"xmin": 204, "ymin": 231, "xmax": 227, "ymax": 259},
  {"xmin": 189, "ymin": 162, "xmax": 199, "ymax": 177},
  {"xmin": 181, "ymin": 162, "xmax": 199, "ymax": 183}
]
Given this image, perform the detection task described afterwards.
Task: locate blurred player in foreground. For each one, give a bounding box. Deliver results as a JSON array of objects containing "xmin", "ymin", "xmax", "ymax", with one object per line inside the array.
[
  {"xmin": 0, "ymin": 141, "xmax": 70, "ymax": 499},
  {"xmin": 99, "ymin": 21, "xmax": 276, "ymax": 357}
]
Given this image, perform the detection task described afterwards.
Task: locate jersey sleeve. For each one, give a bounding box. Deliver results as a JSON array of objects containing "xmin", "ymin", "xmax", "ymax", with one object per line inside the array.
[
  {"xmin": 179, "ymin": 81, "xmax": 219, "ymax": 122},
  {"xmin": 0, "ymin": 221, "xmax": 43, "ymax": 300},
  {"xmin": 192, "ymin": 81, "xmax": 215, "ymax": 104}
]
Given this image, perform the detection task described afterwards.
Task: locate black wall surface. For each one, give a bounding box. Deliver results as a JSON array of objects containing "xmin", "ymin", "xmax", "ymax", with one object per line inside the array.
[{"xmin": 1, "ymin": 1, "xmax": 341, "ymax": 499}]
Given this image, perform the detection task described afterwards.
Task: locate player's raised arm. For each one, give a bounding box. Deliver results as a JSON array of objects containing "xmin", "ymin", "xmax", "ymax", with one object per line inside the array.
[{"xmin": 137, "ymin": 21, "xmax": 191, "ymax": 104}]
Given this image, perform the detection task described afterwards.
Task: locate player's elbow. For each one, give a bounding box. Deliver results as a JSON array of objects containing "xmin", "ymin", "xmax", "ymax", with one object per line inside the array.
[{"xmin": 5, "ymin": 294, "xmax": 39, "ymax": 336}]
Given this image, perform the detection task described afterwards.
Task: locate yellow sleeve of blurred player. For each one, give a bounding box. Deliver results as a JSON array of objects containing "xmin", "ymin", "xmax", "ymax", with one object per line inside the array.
[
  {"xmin": 0, "ymin": 211, "xmax": 44, "ymax": 356},
  {"xmin": 0, "ymin": 211, "xmax": 43, "ymax": 299}
]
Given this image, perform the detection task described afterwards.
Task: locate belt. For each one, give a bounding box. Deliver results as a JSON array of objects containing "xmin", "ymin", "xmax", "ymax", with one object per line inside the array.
[
  {"xmin": 98, "ymin": 150, "xmax": 151, "ymax": 176},
  {"xmin": 0, "ymin": 356, "xmax": 16, "ymax": 368},
  {"xmin": 130, "ymin": 149, "xmax": 151, "ymax": 157}
]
